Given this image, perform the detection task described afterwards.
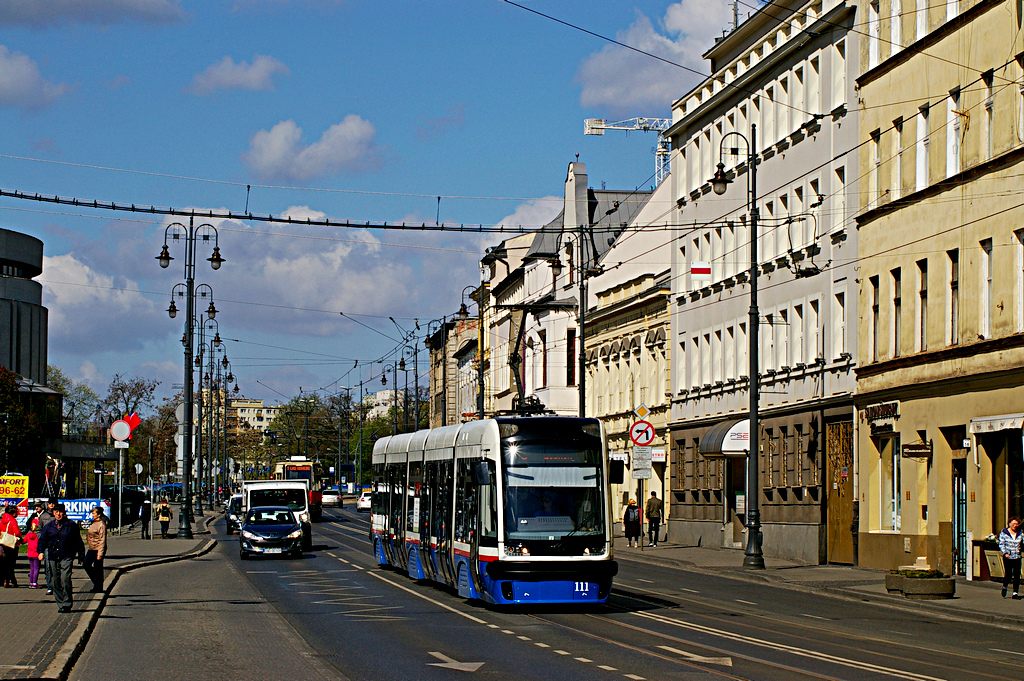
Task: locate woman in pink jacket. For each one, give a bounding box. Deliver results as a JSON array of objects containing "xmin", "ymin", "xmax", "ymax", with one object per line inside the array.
[
  {"xmin": 0, "ymin": 505, "xmax": 22, "ymax": 588},
  {"xmin": 25, "ymin": 519, "xmax": 40, "ymax": 588}
]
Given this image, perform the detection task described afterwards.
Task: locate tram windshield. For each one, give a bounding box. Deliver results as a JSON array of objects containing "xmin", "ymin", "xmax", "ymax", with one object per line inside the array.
[{"xmin": 502, "ymin": 442, "xmax": 605, "ymax": 551}]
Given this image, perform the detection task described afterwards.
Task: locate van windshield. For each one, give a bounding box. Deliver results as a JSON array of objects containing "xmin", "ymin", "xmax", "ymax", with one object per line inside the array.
[{"xmin": 250, "ymin": 489, "xmax": 305, "ymax": 512}]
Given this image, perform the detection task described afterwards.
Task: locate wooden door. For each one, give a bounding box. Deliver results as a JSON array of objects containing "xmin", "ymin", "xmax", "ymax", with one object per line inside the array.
[{"xmin": 826, "ymin": 421, "xmax": 854, "ymax": 564}]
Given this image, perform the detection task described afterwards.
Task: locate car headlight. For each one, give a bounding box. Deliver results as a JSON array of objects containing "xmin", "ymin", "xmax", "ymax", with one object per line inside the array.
[
  {"xmin": 241, "ymin": 530, "xmax": 256, "ymax": 540},
  {"xmin": 287, "ymin": 529, "xmax": 302, "ymax": 539},
  {"xmin": 299, "ymin": 512, "xmax": 310, "ymax": 524}
]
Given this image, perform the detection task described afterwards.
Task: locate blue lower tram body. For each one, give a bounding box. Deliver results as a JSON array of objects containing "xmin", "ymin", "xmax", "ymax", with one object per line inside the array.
[{"xmin": 374, "ymin": 535, "xmax": 617, "ymax": 605}]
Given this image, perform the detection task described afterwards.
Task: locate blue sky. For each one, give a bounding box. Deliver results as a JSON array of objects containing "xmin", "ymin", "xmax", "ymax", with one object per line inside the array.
[{"xmin": 0, "ymin": 0, "xmax": 731, "ymax": 408}]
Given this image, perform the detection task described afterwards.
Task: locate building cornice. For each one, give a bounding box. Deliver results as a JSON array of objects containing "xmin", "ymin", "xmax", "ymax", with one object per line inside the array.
[
  {"xmin": 856, "ymin": 0, "xmax": 1002, "ymax": 88},
  {"xmin": 854, "ymin": 332, "xmax": 1024, "ymax": 379},
  {"xmin": 855, "ymin": 144, "xmax": 1024, "ymax": 226}
]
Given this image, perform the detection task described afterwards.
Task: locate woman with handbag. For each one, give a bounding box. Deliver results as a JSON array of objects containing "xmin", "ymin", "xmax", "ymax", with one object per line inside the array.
[{"xmin": 0, "ymin": 505, "xmax": 22, "ymax": 588}]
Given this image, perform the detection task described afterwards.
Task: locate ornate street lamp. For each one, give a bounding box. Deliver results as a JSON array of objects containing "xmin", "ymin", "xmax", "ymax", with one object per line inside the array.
[
  {"xmin": 156, "ymin": 218, "xmax": 223, "ymax": 539},
  {"xmin": 708, "ymin": 125, "xmax": 765, "ymax": 570}
]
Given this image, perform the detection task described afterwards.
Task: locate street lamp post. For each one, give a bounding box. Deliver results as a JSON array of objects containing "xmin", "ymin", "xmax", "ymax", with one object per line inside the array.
[
  {"xmin": 458, "ymin": 284, "xmax": 485, "ymax": 420},
  {"xmin": 157, "ymin": 217, "xmax": 224, "ymax": 539},
  {"xmin": 381, "ymin": 364, "xmax": 399, "ymax": 434},
  {"xmin": 710, "ymin": 124, "xmax": 765, "ymax": 569}
]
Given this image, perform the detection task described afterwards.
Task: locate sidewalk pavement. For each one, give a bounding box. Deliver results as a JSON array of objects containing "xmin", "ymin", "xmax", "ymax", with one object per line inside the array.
[
  {"xmin": 0, "ymin": 508, "xmax": 221, "ymax": 680},
  {"xmin": 614, "ymin": 537, "xmax": 1024, "ymax": 630}
]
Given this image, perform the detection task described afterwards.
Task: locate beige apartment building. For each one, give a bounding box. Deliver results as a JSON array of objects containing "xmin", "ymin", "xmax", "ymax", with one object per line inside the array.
[{"xmin": 854, "ymin": 0, "xmax": 1024, "ymax": 574}]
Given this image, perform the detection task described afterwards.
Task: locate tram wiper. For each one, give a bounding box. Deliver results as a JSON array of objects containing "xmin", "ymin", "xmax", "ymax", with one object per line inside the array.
[{"xmin": 552, "ymin": 510, "xmax": 598, "ymax": 552}]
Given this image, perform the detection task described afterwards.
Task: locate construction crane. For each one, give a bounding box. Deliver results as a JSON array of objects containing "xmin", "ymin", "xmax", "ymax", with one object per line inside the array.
[{"xmin": 584, "ymin": 117, "xmax": 672, "ymax": 186}]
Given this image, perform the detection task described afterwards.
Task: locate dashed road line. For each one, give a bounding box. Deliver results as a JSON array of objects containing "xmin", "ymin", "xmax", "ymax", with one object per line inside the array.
[
  {"xmin": 637, "ymin": 578, "xmax": 654, "ymax": 583},
  {"xmin": 501, "ymin": 629, "xmax": 515, "ymax": 634},
  {"xmin": 735, "ymin": 598, "xmax": 756, "ymax": 605},
  {"xmin": 624, "ymin": 674, "xmax": 646, "ymax": 680},
  {"xmin": 598, "ymin": 665, "xmax": 618, "ymax": 671},
  {"xmin": 554, "ymin": 650, "xmax": 571, "ymax": 655},
  {"xmin": 517, "ymin": 636, "xmax": 531, "ymax": 641},
  {"xmin": 575, "ymin": 657, "xmax": 592, "ymax": 663},
  {"xmin": 535, "ymin": 643, "xmax": 550, "ymax": 648},
  {"xmin": 802, "ymin": 613, "xmax": 829, "ymax": 620},
  {"xmin": 680, "ymin": 587, "xmax": 699, "ymax": 593}
]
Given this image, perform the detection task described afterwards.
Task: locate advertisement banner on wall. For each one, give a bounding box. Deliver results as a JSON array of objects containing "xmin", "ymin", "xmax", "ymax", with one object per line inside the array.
[{"xmin": 0, "ymin": 475, "xmax": 29, "ymax": 519}]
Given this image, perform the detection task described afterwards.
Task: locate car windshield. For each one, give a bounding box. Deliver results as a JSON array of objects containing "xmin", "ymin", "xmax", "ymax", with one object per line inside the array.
[
  {"xmin": 228, "ymin": 497, "xmax": 242, "ymax": 513},
  {"xmin": 246, "ymin": 509, "xmax": 295, "ymax": 525},
  {"xmin": 250, "ymin": 489, "xmax": 305, "ymax": 511}
]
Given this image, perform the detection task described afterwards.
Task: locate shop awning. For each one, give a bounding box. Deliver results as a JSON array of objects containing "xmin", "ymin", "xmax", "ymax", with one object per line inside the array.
[
  {"xmin": 969, "ymin": 414, "xmax": 1024, "ymax": 434},
  {"xmin": 699, "ymin": 418, "xmax": 750, "ymax": 459}
]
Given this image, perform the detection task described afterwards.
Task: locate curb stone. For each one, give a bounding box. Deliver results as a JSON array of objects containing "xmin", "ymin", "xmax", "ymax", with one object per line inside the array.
[{"xmin": 615, "ymin": 549, "xmax": 1024, "ymax": 632}]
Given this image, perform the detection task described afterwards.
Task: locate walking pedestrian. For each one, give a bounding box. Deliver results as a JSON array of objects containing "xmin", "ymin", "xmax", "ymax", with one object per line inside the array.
[
  {"xmin": 38, "ymin": 498, "xmax": 56, "ymax": 594},
  {"xmin": 999, "ymin": 516, "xmax": 1023, "ymax": 599},
  {"xmin": 25, "ymin": 519, "xmax": 41, "ymax": 588},
  {"xmin": 84, "ymin": 507, "xmax": 107, "ymax": 593},
  {"xmin": 139, "ymin": 499, "xmax": 152, "ymax": 540},
  {"xmin": 623, "ymin": 499, "xmax": 641, "ymax": 548},
  {"xmin": 0, "ymin": 505, "xmax": 22, "ymax": 587},
  {"xmin": 156, "ymin": 498, "xmax": 173, "ymax": 539},
  {"xmin": 37, "ymin": 504, "xmax": 85, "ymax": 613},
  {"xmin": 645, "ymin": 491, "xmax": 663, "ymax": 548}
]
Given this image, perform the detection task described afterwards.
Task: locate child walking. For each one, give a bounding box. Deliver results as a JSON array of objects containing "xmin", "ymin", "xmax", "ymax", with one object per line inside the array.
[{"xmin": 25, "ymin": 519, "xmax": 40, "ymax": 588}]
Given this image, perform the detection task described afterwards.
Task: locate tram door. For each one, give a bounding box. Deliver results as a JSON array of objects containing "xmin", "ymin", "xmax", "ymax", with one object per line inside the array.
[
  {"xmin": 434, "ymin": 459, "xmax": 456, "ymax": 586},
  {"xmin": 386, "ymin": 461, "xmax": 407, "ymax": 568},
  {"xmin": 418, "ymin": 458, "xmax": 435, "ymax": 581}
]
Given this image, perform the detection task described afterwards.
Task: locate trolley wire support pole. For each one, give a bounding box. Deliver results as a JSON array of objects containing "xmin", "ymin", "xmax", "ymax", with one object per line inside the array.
[
  {"xmin": 156, "ymin": 216, "xmax": 224, "ymax": 540},
  {"xmin": 711, "ymin": 125, "xmax": 765, "ymax": 570}
]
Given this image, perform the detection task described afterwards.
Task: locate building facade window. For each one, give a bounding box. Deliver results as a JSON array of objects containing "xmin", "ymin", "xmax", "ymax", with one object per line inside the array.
[
  {"xmin": 868, "ymin": 1, "xmax": 881, "ymax": 68},
  {"xmin": 892, "ymin": 267, "xmax": 902, "ymax": 357},
  {"xmin": 833, "ymin": 291, "xmax": 846, "ymax": 358},
  {"xmin": 881, "ymin": 436, "xmax": 902, "ymax": 531},
  {"xmin": 916, "ymin": 0, "xmax": 927, "ymax": 40},
  {"xmin": 917, "ymin": 259, "xmax": 928, "ymax": 351},
  {"xmin": 892, "ymin": 117, "xmax": 903, "ymax": 199},
  {"xmin": 871, "ymin": 276, "xmax": 881, "ymax": 362},
  {"xmin": 983, "ymin": 71, "xmax": 994, "ymax": 161},
  {"xmin": 1016, "ymin": 230, "xmax": 1024, "ymax": 333},
  {"xmin": 949, "ymin": 249, "xmax": 960, "ymax": 345},
  {"xmin": 566, "ymin": 328, "xmax": 576, "ymax": 386},
  {"xmin": 981, "ymin": 238, "xmax": 993, "ymax": 338},
  {"xmin": 890, "ymin": 0, "xmax": 902, "ymax": 52},
  {"xmin": 947, "ymin": 89, "xmax": 961, "ymax": 178},
  {"xmin": 916, "ymin": 104, "xmax": 929, "ymax": 192}
]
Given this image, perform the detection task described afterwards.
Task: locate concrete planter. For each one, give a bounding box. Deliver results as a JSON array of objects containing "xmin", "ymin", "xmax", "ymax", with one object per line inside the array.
[{"xmin": 886, "ymin": 571, "xmax": 956, "ymax": 599}]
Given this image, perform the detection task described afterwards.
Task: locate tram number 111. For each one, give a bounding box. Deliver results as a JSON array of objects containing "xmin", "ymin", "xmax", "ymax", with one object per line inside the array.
[{"xmin": 574, "ymin": 582, "xmax": 591, "ymax": 593}]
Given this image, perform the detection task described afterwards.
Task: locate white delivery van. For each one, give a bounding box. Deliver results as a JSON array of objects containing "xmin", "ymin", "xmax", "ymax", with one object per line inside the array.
[{"xmin": 242, "ymin": 479, "xmax": 313, "ymax": 551}]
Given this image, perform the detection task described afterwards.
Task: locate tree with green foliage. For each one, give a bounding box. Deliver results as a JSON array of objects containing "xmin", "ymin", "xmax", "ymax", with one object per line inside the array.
[{"xmin": 46, "ymin": 365, "xmax": 99, "ymax": 421}]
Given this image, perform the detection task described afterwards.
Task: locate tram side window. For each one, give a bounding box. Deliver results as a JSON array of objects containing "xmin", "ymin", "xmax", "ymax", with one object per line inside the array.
[
  {"xmin": 371, "ymin": 464, "xmax": 385, "ymax": 516},
  {"xmin": 407, "ymin": 460, "xmax": 422, "ymax": 533},
  {"xmin": 478, "ymin": 460, "xmax": 498, "ymax": 547},
  {"xmin": 420, "ymin": 461, "xmax": 433, "ymax": 538},
  {"xmin": 454, "ymin": 459, "xmax": 477, "ymax": 543},
  {"xmin": 433, "ymin": 459, "xmax": 453, "ymax": 544},
  {"xmin": 387, "ymin": 462, "xmax": 405, "ymax": 535}
]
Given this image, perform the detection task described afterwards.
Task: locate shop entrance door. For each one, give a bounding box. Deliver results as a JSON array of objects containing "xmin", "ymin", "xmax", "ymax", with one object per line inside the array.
[
  {"xmin": 826, "ymin": 421, "xmax": 854, "ymax": 563},
  {"xmin": 952, "ymin": 458, "xmax": 967, "ymax": 575},
  {"xmin": 723, "ymin": 457, "xmax": 746, "ymax": 547}
]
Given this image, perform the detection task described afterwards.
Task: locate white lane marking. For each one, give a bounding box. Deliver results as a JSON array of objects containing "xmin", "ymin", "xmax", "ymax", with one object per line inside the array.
[
  {"xmin": 427, "ymin": 652, "xmax": 484, "ymax": 673},
  {"xmin": 554, "ymin": 650, "xmax": 571, "ymax": 655},
  {"xmin": 353, "ymin": 565, "xmax": 365, "ymax": 570},
  {"xmin": 517, "ymin": 636, "xmax": 531, "ymax": 641},
  {"xmin": 635, "ymin": 611, "xmax": 947, "ymax": 681},
  {"xmin": 366, "ymin": 570, "xmax": 488, "ymax": 625},
  {"xmin": 598, "ymin": 665, "xmax": 617, "ymax": 671},
  {"xmin": 637, "ymin": 578, "xmax": 654, "ymax": 584},
  {"xmin": 991, "ymin": 648, "xmax": 1024, "ymax": 657},
  {"xmin": 245, "ymin": 571, "xmax": 275, "ymax": 573},
  {"xmin": 500, "ymin": 629, "xmax": 515, "ymax": 635},
  {"xmin": 575, "ymin": 657, "xmax": 592, "ymax": 663},
  {"xmin": 802, "ymin": 614, "xmax": 829, "ymax": 620},
  {"xmin": 680, "ymin": 587, "xmax": 700, "ymax": 593},
  {"xmin": 657, "ymin": 645, "xmax": 733, "ymax": 666},
  {"xmin": 488, "ymin": 624, "xmax": 500, "ymax": 629},
  {"xmin": 735, "ymin": 599, "xmax": 756, "ymax": 605},
  {"xmin": 535, "ymin": 643, "xmax": 550, "ymax": 648},
  {"xmin": 624, "ymin": 675, "xmax": 646, "ymax": 680}
]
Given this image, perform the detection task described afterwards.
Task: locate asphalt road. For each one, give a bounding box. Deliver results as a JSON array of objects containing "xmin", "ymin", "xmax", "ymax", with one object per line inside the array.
[{"xmin": 69, "ymin": 506, "xmax": 1022, "ymax": 681}]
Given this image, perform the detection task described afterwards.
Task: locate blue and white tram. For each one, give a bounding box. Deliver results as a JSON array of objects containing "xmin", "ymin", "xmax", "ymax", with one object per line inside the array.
[{"xmin": 370, "ymin": 415, "xmax": 618, "ymax": 605}]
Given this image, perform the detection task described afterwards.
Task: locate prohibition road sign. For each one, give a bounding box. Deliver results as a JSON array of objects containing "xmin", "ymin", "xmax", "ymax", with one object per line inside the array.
[
  {"xmin": 109, "ymin": 420, "xmax": 132, "ymax": 441},
  {"xmin": 629, "ymin": 420, "xmax": 655, "ymax": 446}
]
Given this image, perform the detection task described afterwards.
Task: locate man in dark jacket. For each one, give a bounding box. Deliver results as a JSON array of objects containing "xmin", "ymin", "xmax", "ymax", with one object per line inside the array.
[{"xmin": 37, "ymin": 504, "xmax": 84, "ymax": 613}]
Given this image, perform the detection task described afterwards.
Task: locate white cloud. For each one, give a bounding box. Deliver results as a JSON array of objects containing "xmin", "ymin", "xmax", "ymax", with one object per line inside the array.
[
  {"xmin": 0, "ymin": 0, "xmax": 185, "ymax": 27},
  {"xmin": 577, "ymin": 0, "xmax": 731, "ymax": 115},
  {"xmin": 187, "ymin": 55, "xmax": 289, "ymax": 95},
  {"xmin": 76, "ymin": 360, "xmax": 101, "ymax": 385},
  {"xmin": 41, "ymin": 253, "xmax": 161, "ymax": 353},
  {"xmin": 496, "ymin": 197, "xmax": 562, "ymax": 231},
  {"xmin": 242, "ymin": 116, "xmax": 382, "ymax": 182},
  {"xmin": 0, "ymin": 46, "xmax": 69, "ymax": 110}
]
